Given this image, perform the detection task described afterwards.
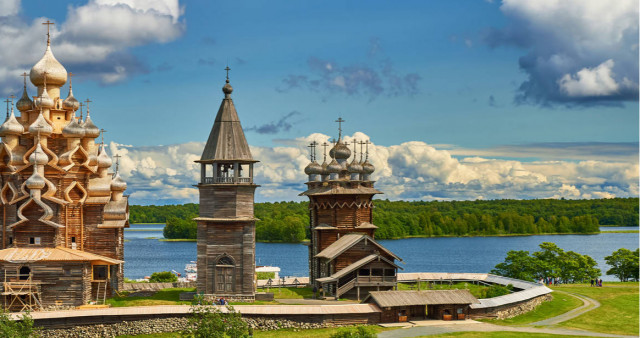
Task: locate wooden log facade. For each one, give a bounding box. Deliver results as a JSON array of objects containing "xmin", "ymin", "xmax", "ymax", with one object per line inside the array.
[
  {"xmin": 0, "ymin": 33, "xmax": 128, "ymax": 310},
  {"xmin": 195, "ymin": 74, "xmax": 258, "ymax": 301},
  {"xmin": 301, "ymin": 125, "xmax": 402, "ymax": 300}
]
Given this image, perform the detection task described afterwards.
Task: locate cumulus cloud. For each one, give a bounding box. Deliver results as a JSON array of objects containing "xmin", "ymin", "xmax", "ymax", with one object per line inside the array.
[
  {"xmin": 0, "ymin": 0, "xmax": 185, "ymax": 92},
  {"xmin": 486, "ymin": 0, "xmax": 639, "ymax": 105},
  {"xmin": 277, "ymin": 39, "xmax": 420, "ymax": 100},
  {"xmin": 0, "ymin": 0, "xmax": 20, "ymax": 16},
  {"xmin": 110, "ymin": 134, "xmax": 639, "ymax": 205}
]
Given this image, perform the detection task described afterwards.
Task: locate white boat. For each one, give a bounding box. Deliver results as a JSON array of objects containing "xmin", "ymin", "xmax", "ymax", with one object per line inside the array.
[{"xmin": 184, "ymin": 261, "xmax": 197, "ymax": 282}]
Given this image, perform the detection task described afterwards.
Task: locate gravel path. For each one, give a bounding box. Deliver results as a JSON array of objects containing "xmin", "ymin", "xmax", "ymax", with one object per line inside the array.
[{"xmin": 529, "ymin": 290, "xmax": 600, "ymax": 326}]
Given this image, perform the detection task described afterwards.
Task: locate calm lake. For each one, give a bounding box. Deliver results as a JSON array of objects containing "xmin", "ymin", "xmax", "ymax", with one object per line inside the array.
[{"xmin": 124, "ymin": 224, "xmax": 639, "ymax": 281}]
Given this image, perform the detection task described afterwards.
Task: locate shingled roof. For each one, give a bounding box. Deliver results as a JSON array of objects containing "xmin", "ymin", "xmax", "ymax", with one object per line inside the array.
[
  {"xmin": 315, "ymin": 233, "xmax": 401, "ymax": 261},
  {"xmin": 199, "ymin": 85, "xmax": 254, "ymax": 162},
  {"xmin": 365, "ymin": 290, "xmax": 480, "ymax": 307}
]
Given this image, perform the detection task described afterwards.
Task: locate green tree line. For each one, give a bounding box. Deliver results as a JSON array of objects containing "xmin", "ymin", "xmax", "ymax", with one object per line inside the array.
[{"xmin": 129, "ymin": 198, "xmax": 638, "ymax": 242}]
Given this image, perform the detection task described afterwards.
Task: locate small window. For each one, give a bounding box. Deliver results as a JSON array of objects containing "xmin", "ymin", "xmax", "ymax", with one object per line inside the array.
[
  {"xmin": 8, "ymin": 237, "xmax": 12, "ymax": 245},
  {"xmin": 19, "ymin": 266, "xmax": 30, "ymax": 280},
  {"xmin": 29, "ymin": 237, "xmax": 35, "ymax": 244},
  {"xmin": 92, "ymin": 265, "xmax": 108, "ymax": 280},
  {"xmin": 35, "ymin": 237, "xmax": 41, "ymax": 245},
  {"xmin": 359, "ymin": 269, "xmax": 370, "ymax": 276},
  {"xmin": 384, "ymin": 269, "xmax": 396, "ymax": 277},
  {"xmin": 64, "ymin": 267, "xmax": 71, "ymax": 276},
  {"xmin": 457, "ymin": 308, "xmax": 463, "ymax": 314},
  {"xmin": 217, "ymin": 256, "xmax": 234, "ymax": 266},
  {"xmin": 372, "ymin": 269, "xmax": 383, "ymax": 276},
  {"xmin": 71, "ymin": 237, "xmax": 76, "ymax": 243}
]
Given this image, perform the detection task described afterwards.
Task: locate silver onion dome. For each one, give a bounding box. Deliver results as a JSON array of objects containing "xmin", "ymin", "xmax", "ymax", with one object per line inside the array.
[
  {"xmin": 347, "ymin": 158, "xmax": 363, "ymax": 173},
  {"xmin": 16, "ymin": 85, "xmax": 34, "ymax": 112},
  {"xmin": 329, "ymin": 141, "xmax": 351, "ymax": 160},
  {"xmin": 29, "ymin": 111, "xmax": 53, "ymax": 136},
  {"xmin": 29, "ymin": 143, "xmax": 48, "ymax": 165},
  {"xmin": 62, "ymin": 116, "xmax": 85, "ymax": 138},
  {"xmin": 82, "ymin": 115, "xmax": 100, "ymax": 139},
  {"xmin": 0, "ymin": 108, "xmax": 24, "ymax": 137},
  {"xmin": 326, "ymin": 159, "xmax": 342, "ymax": 174},
  {"xmin": 25, "ymin": 169, "xmax": 46, "ymax": 190},
  {"xmin": 30, "ymin": 44, "xmax": 67, "ymax": 88},
  {"xmin": 62, "ymin": 85, "xmax": 79, "ymax": 111},
  {"xmin": 362, "ymin": 160, "xmax": 375, "ymax": 175},
  {"xmin": 111, "ymin": 172, "xmax": 127, "ymax": 191},
  {"xmin": 307, "ymin": 161, "xmax": 323, "ymax": 175},
  {"xmin": 34, "ymin": 88, "xmax": 54, "ymax": 109},
  {"xmin": 97, "ymin": 145, "xmax": 112, "ymax": 168}
]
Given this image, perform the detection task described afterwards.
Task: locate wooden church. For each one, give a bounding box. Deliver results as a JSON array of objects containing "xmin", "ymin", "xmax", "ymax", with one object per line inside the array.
[
  {"xmin": 195, "ymin": 69, "xmax": 258, "ymax": 302},
  {"xmin": 0, "ymin": 24, "xmax": 128, "ymax": 311},
  {"xmin": 302, "ymin": 120, "xmax": 402, "ymax": 300}
]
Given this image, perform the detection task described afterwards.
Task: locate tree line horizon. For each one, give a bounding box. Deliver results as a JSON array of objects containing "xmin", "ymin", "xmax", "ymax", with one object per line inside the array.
[{"xmin": 128, "ymin": 197, "xmax": 639, "ymax": 242}]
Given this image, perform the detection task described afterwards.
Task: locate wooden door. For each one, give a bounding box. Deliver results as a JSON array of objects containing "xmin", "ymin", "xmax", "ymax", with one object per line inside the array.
[{"xmin": 216, "ymin": 267, "xmax": 234, "ymax": 292}]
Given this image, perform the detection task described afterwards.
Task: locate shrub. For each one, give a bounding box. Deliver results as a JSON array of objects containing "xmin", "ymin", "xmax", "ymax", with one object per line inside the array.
[
  {"xmin": 149, "ymin": 271, "xmax": 178, "ymax": 283},
  {"xmin": 0, "ymin": 310, "xmax": 37, "ymax": 338},
  {"xmin": 330, "ymin": 325, "xmax": 376, "ymax": 338},
  {"xmin": 256, "ymin": 272, "xmax": 275, "ymax": 280},
  {"xmin": 184, "ymin": 304, "xmax": 250, "ymax": 338}
]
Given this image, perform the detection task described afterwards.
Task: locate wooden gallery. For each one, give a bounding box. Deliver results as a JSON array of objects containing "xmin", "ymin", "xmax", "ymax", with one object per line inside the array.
[{"xmin": 0, "ymin": 27, "xmax": 128, "ymax": 310}]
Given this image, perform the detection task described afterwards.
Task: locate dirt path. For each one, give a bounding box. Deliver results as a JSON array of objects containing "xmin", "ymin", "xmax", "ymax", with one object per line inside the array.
[{"xmin": 528, "ymin": 290, "xmax": 600, "ymax": 326}]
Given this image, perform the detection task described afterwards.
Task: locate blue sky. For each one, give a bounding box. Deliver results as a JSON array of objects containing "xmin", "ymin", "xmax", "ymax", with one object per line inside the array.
[{"xmin": 1, "ymin": 0, "xmax": 638, "ymax": 204}]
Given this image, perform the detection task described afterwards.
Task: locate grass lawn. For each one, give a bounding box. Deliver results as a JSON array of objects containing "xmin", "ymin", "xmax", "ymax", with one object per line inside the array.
[
  {"xmin": 430, "ymin": 332, "xmax": 584, "ymax": 337},
  {"xmin": 257, "ymin": 287, "xmax": 314, "ymax": 299},
  {"xmin": 483, "ymin": 291, "xmax": 583, "ymax": 326},
  {"xmin": 552, "ymin": 282, "xmax": 639, "ymax": 336},
  {"xmin": 106, "ymin": 288, "xmax": 195, "ymax": 307}
]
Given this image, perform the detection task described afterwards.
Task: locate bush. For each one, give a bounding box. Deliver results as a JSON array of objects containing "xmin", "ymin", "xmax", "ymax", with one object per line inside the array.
[
  {"xmin": 482, "ymin": 284, "xmax": 512, "ymax": 298},
  {"xmin": 256, "ymin": 272, "xmax": 275, "ymax": 280},
  {"xmin": 0, "ymin": 310, "xmax": 37, "ymax": 338},
  {"xmin": 149, "ymin": 271, "xmax": 178, "ymax": 283},
  {"xmin": 330, "ymin": 325, "xmax": 376, "ymax": 338},
  {"xmin": 184, "ymin": 304, "xmax": 250, "ymax": 338}
]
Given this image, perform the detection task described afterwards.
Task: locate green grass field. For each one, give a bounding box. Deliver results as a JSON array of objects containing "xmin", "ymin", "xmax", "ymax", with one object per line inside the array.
[
  {"xmin": 552, "ymin": 282, "xmax": 639, "ymax": 336},
  {"xmin": 106, "ymin": 288, "xmax": 195, "ymax": 307},
  {"xmin": 484, "ymin": 291, "xmax": 583, "ymax": 326},
  {"xmin": 398, "ymin": 281, "xmax": 508, "ymax": 299},
  {"xmin": 430, "ymin": 332, "xmax": 582, "ymax": 337},
  {"xmin": 257, "ymin": 287, "xmax": 314, "ymax": 299}
]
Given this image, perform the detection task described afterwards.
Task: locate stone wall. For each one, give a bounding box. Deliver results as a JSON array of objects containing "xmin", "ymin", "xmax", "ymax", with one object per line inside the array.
[{"xmin": 469, "ymin": 293, "xmax": 553, "ymax": 320}]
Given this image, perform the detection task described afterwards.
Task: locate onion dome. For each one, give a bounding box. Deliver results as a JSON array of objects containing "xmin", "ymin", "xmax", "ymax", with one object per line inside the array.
[
  {"xmin": 62, "ymin": 83, "xmax": 79, "ymax": 111},
  {"xmin": 29, "ymin": 111, "xmax": 53, "ymax": 136},
  {"xmin": 362, "ymin": 160, "xmax": 375, "ymax": 175},
  {"xmin": 30, "ymin": 44, "xmax": 67, "ymax": 88},
  {"xmin": 304, "ymin": 162, "xmax": 314, "ymax": 175},
  {"xmin": 347, "ymin": 158, "xmax": 363, "ymax": 174},
  {"xmin": 16, "ymin": 82, "xmax": 34, "ymax": 112},
  {"xmin": 320, "ymin": 160, "xmax": 328, "ymax": 176},
  {"xmin": 326, "ymin": 159, "xmax": 342, "ymax": 174},
  {"xmin": 0, "ymin": 108, "xmax": 24, "ymax": 137},
  {"xmin": 62, "ymin": 116, "xmax": 85, "ymax": 138},
  {"xmin": 329, "ymin": 141, "xmax": 351, "ymax": 160},
  {"xmin": 25, "ymin": 169, "xmax": 46, "ymax": 190},
  {"xmin": 223, "ymin": 82, "xmax": 233, "ymax": 96},
  {"xmin": 111, "ymin": 173, "xmax": 127, "ymax": 191},
  {"xmin": 34, "ymin": 88, "xmax": 54, "ymax": 109},
  {"xmin": 82, "ymin": 115, "xmax": 100, "ymax": 138},
  {"xmin": 29, "ymin": 143, "xmax": 48, "ymax": 165},
  {"xmin": 308, "ymin": 161, "xmax": 323, "ymax": 175},
  {"xmin": 97, "ymin": 145, "xmax": 112, "ymax": 168}
]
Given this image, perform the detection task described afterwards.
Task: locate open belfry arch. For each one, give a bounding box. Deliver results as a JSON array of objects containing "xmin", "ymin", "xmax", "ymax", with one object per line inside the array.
[
  {"xmin": 302, "ymin": 119, "xmax": 402, "ymax": 300},
  {"xmin": 195, "ymin": 68, "xmax": 258, "ymax": 302},
  {"xmin": 0, "ymin": 22, "xmax": 128, "ymax": 310}
]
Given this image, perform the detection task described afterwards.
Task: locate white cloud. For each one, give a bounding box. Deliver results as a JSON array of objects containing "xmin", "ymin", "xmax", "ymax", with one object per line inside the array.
[
  {"xmin": 488, "ymin": 0, "xmax": 638, "ymax": 104},
  {"xmin": 0, "ymin": 0, "xmax": 20, "ymax": 16},
  {"xmin": 0, "ymin": 0, "xmax": 185, "ymax": 91},
  {"xmin": 109, "ymin": 134, "xmax": 639, "ymax": 205}
]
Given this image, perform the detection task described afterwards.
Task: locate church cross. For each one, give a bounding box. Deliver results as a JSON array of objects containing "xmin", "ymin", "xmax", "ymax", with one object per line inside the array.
[
  {"xmin": 68, "ymin": 72, "xmax": 74, "ymax": 87},
  {"xmin": 358, "ymin": 141, "xmax": 365, "ymax": 162},
  {"xmin": 84, "ymin": 99, "xmax": 92, "ymax": 115},
  {"xmin": 225, "ymin": 66, "xmax": 231, "ymax": 82},
  {"xmin": 352, "ymin": 139, "xmax": 358, "ymax": 157},
  {"xmin": 335, "ymin": 117, "xmax": 345, "ymax": 139},
  {"xmin": 78, "ymin": 102, "xmax": 84, "ymax": 121},
  {"xmin": 364, "ymin": 140, "xmax": 370, "ymax": 160},
  {"xmin": 4, "ymin": 98, "xmax": 11, "ymax": 118},
  {"xmin": 42, "ymin": 20, "xmax": 54, "ymax": 45},
  {"xmin": 311, "ymin": 141, "xmax": 318, "ymax": 161},
  {"xmin": 20, "ymin": 72, "xmax": 29, "ymax": 87},
  {"xmin": 100, "ymin": 129, "xmax": 106, "ymax": 145},
  {"xmin": 114, "ymin": 154, "xmax": 121, "ymax": 173},
  {"xmin": 307, "ymin": 143, "xmax": 314, "ymax": 161},
  {"xmin": 322, "ymin": 142, "xmax": 329, "ymax": 162}
]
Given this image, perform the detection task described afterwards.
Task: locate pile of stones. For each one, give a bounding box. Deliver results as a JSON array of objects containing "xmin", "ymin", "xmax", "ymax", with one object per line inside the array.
[{"xmin": 39, "ymin": 316, "xmax": 340, "ymax": 337}]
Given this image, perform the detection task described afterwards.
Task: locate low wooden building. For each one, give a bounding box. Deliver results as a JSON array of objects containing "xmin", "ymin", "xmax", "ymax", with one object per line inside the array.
[
  {"xmin": 0, "ymin": 26, "xmax": 127, "ymax": 311},
  {"xmin": 364, "ymin": 290, "xmax": 479, "ymax": 323}
]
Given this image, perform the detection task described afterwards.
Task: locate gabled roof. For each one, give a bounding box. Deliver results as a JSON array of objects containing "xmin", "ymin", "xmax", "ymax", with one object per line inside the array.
[
  {"xmin": 313, "ymin": 223, "xmax": 336, "ymax": 230},
  {"xmin": 316, "ymin": 253, "xmax": 402, "ymax": 283},
  {"xmin": 315, "ymin": 233, "xmax": 401, "ymax": 261},
  {"xmin": 300, "ymin": 185, "xmax": 382, "ymax": 196},
  {"xmin": 355, "ymin": 222, "xmax": 378, "ymax": 229},
  {"xmin": 364, "ymin": 290, "xmax": 480, "ymax": 307},
  {"xmin": 0, "ymin": 247, "xmax": 122, "ymax": 265},
  {"xmin": 199, "ymin": 95, "xmax": 254, "ymax": 162}
]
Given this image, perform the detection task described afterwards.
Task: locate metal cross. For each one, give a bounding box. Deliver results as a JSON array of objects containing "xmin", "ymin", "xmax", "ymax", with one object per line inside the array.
[
  {"xmin": 4, "ymin": 98, "xmax": 11, "ymax": 118},
  {"xmin": 311, "ymin": 141, "xmax": 318, "ymax": 161},
  {"xmin": 20, "ymin": 72, "xmax": 29, "ymax": 87},
  {"xmin": 84, "ymin": 99, "xmax": 92, "ymax": 115},
  {"xmin": 68, "ymin": 72, "xmax": 74, "ymax": 87},
  {"xmin": 307, "ymin": 143, "xmax": 314, "ymax": 161},
  {"xmin": 78, "ymin": 102, "xmax": 84, "ymax": 121},
  {"xmin": 322, "ymin": 142, "xmax": 329, "ymax": 162},
  {"xmin": 352, "ymin": 139, "xmax": 358, "ymax": 158},
  {"xmin": 100, "ymin": 129, "xmax": 106, "ymax": 145},
  {"xmin": 114, "ymin": 154, "xmax": 121, "ymax": 173},
  {"xmin": 365, "ymin": 140, "xmax": 370, "ymax": 160},
  {"xmin": 358, "ymin": 141, "xmax": 365, "ymax": 162},
  {"xmin": 335, "ymin": 117, "xmax": 345, "ymax": 139},
  {"xmin": 42, "ymin": 20, "xmax": 54, "ymax": 45},
  {"xmin": 225, "ymin": 66, "xmax": 231, "ymax": 81}
]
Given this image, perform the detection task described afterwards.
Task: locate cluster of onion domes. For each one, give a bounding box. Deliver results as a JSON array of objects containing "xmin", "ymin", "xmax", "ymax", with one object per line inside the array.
[{"xmin": 304, "ymin": 135, "xmax": 376, "ymax": 182}]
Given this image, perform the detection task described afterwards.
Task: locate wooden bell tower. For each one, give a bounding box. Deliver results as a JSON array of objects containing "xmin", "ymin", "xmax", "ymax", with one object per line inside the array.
[{"xmin": 195, "ymin": 69, "xmax": 258, "ymax": 301}]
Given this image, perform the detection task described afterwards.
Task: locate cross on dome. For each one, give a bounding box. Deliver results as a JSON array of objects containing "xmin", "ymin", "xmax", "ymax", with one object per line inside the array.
[
  {"xmin": 42, "ymin": 20, "xmax": 54, "ymax": 45},
  {"xmin": 114, "ymin": 154, "xmax": 121, "ymax": 173},
  {"xmin": 335, "ymin": 117, "xmax": 345, "ymax": 140}
]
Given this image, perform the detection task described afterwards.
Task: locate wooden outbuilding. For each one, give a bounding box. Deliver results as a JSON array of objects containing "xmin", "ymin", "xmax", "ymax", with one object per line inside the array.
[
  {"xmin": 195, "ymin": 70, "xmax": 258, "ymax": 302},
  {"xmin": 364, "ymin": 290, "xmax": 479, "ymax": 323}
]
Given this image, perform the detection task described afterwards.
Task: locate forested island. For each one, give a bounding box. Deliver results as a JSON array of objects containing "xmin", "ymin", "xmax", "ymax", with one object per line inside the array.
[{"xmin": 128, "ymin": 197, "xmax": 639, "ymax": 243}]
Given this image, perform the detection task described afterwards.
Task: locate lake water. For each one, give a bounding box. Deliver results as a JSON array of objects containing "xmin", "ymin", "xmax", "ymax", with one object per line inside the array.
[{"xmin": 124, "ymin": 224, "xmax": 639, "ymax": 281}]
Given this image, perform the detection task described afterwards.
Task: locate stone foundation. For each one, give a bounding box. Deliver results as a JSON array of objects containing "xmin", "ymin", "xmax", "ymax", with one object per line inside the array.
[
  {"xmin": 469, "ymin": 294, "xmax": 553, "ymax": 320},
  {"xmin": 202, "ymin": 294, "xmax": 255, "ymax": 303}
]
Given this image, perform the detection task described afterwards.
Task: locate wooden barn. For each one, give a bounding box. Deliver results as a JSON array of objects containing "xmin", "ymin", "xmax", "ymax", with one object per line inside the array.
[
  {"xmin": 0, "ymin": 26, "xmax": 128, "ymax": 311},
  {"xmin": 301, "ymin": 120, "xmax": 402, "ymax": 300},
  {"xmin": 195, "ymin": 69, "xmax": 258, "ymax": 302},
  {"xmin": 364, "ymin": 290, "xmax": 479, "ymax": 323}
]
